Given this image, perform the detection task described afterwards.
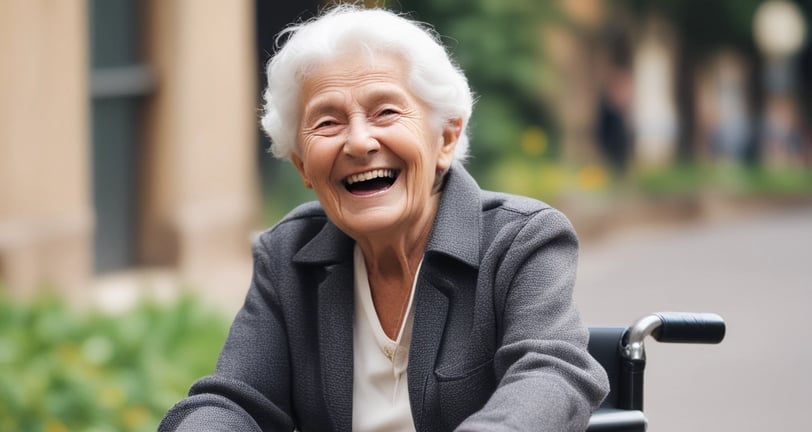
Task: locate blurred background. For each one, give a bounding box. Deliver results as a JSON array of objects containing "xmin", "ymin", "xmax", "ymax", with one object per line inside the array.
[{"xmin": 0, "ymin": 0, "xmax": 809, "ymax": 430}]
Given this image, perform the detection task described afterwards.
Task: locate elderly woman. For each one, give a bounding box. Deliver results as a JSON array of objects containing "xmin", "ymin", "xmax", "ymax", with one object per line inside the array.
[{"xmin": 160, "ymin": 6, "xmax": 608, "ymax": 432}]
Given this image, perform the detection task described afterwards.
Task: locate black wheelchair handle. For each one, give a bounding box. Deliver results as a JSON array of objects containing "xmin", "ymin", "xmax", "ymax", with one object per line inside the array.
[
  {"xmin": 652, "ymin": 312, "xmax": 726, "ymax": 344},
  {"xmin": 622, "ymin": 312, "xmax": 726, "ymax": 361}
]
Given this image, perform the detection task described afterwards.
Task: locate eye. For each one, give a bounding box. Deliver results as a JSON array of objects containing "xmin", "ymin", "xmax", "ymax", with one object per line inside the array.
[
  {"xmin": 373, "ymin": 108, "xmax": 401, "ymax": 123},
  {"xmin": 313, "ymin": 118, "xmax": 338, "ymax": 130},
  {"xmin": 306, "ymin": 117, "xmax": 342, "ymax": 137}
]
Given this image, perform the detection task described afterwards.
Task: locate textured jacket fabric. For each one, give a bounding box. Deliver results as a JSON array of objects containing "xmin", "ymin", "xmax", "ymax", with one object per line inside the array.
[{"xmin": 159, "ymin": 164, "xmax": 609, "ymax": 431}]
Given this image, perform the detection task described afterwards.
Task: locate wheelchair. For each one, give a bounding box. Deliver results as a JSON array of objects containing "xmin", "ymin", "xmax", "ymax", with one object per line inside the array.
[{"xmin": 586, "ymin": 312, "xmax": 726, "ymax": 431}]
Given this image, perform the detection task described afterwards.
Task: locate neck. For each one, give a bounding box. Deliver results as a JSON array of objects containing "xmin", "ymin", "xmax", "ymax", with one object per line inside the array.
[
  {"xmin": 354, "ymin": 190, "xmax": 441, "ymax": 339},
  {"xmin": 356, "ymin": 216, "xmax": 432, "ymax": 339},
  {"xmin": 355, "ymin": 201, "xmax": 435, "ymax": 283}
]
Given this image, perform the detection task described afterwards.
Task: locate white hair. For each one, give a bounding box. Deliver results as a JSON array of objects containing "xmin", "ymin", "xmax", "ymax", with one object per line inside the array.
[{"xmin": 260, "ymin": 5, "xmax": 474, "ymax": 162}]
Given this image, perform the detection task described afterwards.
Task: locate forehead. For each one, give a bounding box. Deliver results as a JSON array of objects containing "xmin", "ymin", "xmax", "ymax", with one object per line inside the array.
[{"xmin": 299, "ymin": 52, "xmax": 413, "ymax": 110}]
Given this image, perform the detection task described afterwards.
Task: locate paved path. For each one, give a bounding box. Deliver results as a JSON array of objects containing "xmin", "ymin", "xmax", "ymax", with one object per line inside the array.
[{"xmin": 574, "ymin": 204, "xmax": 812, "ymax": 431}]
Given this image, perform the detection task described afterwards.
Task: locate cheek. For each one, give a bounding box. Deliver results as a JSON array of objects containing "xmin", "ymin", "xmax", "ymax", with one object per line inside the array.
[
  {"xmin": 301, "ymin": 140, "xmax": 337, "ymax": 177},
  {"xmin": 394, "ymin": 122, "xmax": 441, "ymax": 160}
]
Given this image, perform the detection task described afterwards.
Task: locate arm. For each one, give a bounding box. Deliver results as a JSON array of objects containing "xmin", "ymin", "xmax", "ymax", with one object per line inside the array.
[
  {"xmin": 159, "ymin": 238, "xmax": 295, "ymax": 432},
  {"xmin": 456, "ymin": 209, "xmax": 609, "ymax": 431}
]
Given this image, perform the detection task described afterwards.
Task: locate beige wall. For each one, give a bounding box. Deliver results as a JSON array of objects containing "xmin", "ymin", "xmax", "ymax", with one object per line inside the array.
[
  {"xmin": 0, "ymin": 0, "xmax": 93, "ymax": 297},
  {"xmin": 141, "ymin": 0, "xmax": 259, "ymax": 276},
  {"xmin": 0, "ymin": 0, "xmax": 260, "ymax": 300}
]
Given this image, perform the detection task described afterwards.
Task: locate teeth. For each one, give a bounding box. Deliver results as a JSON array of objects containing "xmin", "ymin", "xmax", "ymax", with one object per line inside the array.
[{"xmin": 346, "ymin": 169, "xmax": 396, "ymax": 185}]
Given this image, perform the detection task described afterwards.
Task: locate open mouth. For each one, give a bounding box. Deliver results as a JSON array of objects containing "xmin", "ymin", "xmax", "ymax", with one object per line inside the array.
[{"xmin": 343, "ymin": 168, "xmax": 400, "ymax": 195}]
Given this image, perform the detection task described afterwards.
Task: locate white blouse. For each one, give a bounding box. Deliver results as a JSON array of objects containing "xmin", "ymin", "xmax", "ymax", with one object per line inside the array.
[{"xmin": 352, "ymin": 245, "xmax": 420, "ymax": 432}]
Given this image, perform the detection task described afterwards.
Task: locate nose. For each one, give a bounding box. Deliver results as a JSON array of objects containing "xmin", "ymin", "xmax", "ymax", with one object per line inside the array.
[{"xmin": 343, "ymin": 116, "xmax": 379, "ymax": 159}]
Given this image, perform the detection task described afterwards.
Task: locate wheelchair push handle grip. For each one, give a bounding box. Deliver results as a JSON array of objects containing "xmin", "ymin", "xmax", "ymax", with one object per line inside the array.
[{"xmin": 652, "ymin": 312, "xmax": 726, "ymax": 344}]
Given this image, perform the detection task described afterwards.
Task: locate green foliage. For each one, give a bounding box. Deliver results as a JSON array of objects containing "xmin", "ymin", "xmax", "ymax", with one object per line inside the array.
[
  {"xmin": 634, "ymin": 164, "xmax": 709, "ymax": 197},
  {"xmin": 0, "ymin": 294, "xmax": 229, "ymax": 432},
  {"xmin": 394, "ymin": 0, "xmax": 563, "ymax": 179},
  {"xmin": 484, "ymin": 157, "xmax": 613, "ymax": 202},
  {"xmin": 261, "ymin": 159, "xmax": 317, "ymax": 226},
  {"xmin": 635, "ymin": 163, "xmax": 812, "ymax": 197}
]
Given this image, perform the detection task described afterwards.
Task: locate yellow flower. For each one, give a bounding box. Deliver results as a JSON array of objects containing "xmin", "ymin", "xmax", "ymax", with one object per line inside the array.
[
  {"xmin": 45, "ymin": 421, "xmax": 69, "ymax": 432},
  {"xmin": 56, "ymin": 343, "xmax": 80, "ymax": 364},
  {"xmin": 100, "ymin": 385, "xmax": 126, "ymax": 408},
  {"xmin": 577, "ymin": 164, "xmax": 609, "ymax": 191},
  {"xmin": 521, "ymin": 127, "xmax": 548, "ymax": 156},
  {"xmin": 121, "ymin": 405, "xmax": 151, "ymax": 429}
]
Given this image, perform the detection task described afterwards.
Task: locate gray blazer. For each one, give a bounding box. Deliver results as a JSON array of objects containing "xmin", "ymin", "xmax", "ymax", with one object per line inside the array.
[{"xmin": 159, "ymin": 164, "xmax": 609, "ymax": 431}]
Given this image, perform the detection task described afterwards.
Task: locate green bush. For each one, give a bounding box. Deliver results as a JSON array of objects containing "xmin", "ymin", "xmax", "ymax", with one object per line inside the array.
[
  {"xmin": 635, "ymin": 163, "xmax": 812, "ymax": 197},
  {"xmin": 0, "ymin": 293, "xmax": 230, "ymax": 432}
]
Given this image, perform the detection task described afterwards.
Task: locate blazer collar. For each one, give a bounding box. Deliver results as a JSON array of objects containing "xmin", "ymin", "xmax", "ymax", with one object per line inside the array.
[
  {"xmin": 291, "ymin": 220, "xmax": 354, "ymax": 265},
  {"xmin": 425, "ymin": 162, "xmax": 482, "ymax": 269}
]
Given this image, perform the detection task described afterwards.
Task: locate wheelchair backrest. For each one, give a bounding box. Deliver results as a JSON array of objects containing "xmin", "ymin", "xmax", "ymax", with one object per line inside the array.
[{"xmin": 588, "ymin": 326, "xmax": 626, "ymax": 409}]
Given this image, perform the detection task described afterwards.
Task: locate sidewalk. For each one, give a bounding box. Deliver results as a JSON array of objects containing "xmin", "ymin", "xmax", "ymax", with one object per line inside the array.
[{"xmin": 574, "ymin": 200, "xmax": 812, "ymax": 431}]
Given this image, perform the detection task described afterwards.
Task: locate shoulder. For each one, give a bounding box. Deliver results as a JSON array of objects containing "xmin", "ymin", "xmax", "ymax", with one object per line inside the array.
[
  {"xmin": 481, "ymin": 189, "xmax": 547, "ymax": 213},
  {"xmin": 428, "ymin": 166, "xmax": 577, "ymax": 266},
  {"xmin": 474, "ymin": 189, "xmax": 579, "ymax": 273},
  {"xmin": 479, "ymin": 189, "xmax": 575, "ymax": 236},
  {"xmin": 252, "ymin": 201, "xmax": 329, "ymax": 258}
]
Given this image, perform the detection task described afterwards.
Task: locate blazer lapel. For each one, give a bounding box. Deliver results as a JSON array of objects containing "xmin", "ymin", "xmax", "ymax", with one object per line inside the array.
[
  {"xmin": 408, "ymin": 164, "xmax": 482, "ymax": 430},
  {"xmin": 294, "ymin": 221, "xmax": 356, "ymax": 431},
  {"xmin": 407, "ymin": 268, "xmax": 450, "ymax": 431},
  {"xmin": 317, "ymin": 261, "xmax": 354, "ymax": 432}
]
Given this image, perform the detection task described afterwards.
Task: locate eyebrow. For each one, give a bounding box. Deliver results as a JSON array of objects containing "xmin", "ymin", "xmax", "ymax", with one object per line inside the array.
[
  {"xmin": 302, "ymin": 84, "xmax": 411, "ymax": 125},
  {"xmin": 301, "ymin": 92, "xmax": 344, "ymax": 126},
  {"xmin": 358, "ymin": 85, "xmax": 410, "ymax": 108}
]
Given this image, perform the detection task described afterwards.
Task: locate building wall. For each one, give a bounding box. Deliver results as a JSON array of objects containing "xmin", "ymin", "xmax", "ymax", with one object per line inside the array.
[
  {"xmin": 140, "ymin": 0, "xmax": 259, "ymax": 276},
  {"xmin": 0, "ymin": 0, "xmax": 259, "ymax": 300},
  {"xmin": 0, "ymin": 0, "xmax": 93, "ymax": 297}
]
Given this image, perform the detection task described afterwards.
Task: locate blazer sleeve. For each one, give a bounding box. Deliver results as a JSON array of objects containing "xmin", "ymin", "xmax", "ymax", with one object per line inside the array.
[
  {"xmin": 455, "ymin": 208, "xmax": 609, "ymax": 431},
  {"xmin": 158, "ymin": 237, "xmax": 295, "ymax": 432}
]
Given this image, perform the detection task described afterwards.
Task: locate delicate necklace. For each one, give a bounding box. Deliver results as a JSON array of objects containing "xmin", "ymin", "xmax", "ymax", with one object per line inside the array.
[{"xmin": 391, "ymin": 284, "xmax": 412, "ymax": 339}]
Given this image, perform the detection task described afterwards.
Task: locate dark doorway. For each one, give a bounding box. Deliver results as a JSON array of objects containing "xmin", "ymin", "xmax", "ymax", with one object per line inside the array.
[
  {"xmin": 254, "ymin": 2, "xmax": 321, "ymax": 223},
  {"xmin": 89, "ymin": 0, "xmax": 153, "ymax": 273}
]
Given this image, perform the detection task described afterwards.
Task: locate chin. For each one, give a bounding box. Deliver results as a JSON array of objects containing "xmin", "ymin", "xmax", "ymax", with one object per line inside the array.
[
  {"xmin": 348, "ymin": 214, "xmax": 401, "ymax": 236},
  {"xmin": 341, "ymin": 208, "xmax": 410, "ymax": 238}
]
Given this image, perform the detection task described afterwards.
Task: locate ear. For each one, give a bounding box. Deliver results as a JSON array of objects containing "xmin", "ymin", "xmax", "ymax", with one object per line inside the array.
[
  {"xmin": 436, "ymin": 117, "xmax": 462, "ymax": 172},
  {"xmin": 291, "ymin": 153, "xmax": 313, "ymax": 189}
]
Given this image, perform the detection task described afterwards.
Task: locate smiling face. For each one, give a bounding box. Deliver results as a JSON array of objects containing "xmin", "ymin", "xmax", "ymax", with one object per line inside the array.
[{"xmin": 292, "ymin": 52, "xmax": 461, "ymax": 243}]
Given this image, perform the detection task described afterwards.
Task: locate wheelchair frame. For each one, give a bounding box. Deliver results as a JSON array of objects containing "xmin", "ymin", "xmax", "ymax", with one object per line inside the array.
[{"xmin": 586, "ymin": 312, "xmax": 726, "ymax": 431}]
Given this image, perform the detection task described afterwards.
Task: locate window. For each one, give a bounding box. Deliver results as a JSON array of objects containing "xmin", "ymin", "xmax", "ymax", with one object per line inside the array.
[{"xmin": 89, "ymin": 0, "xmax": 154, "ymax": 273}]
